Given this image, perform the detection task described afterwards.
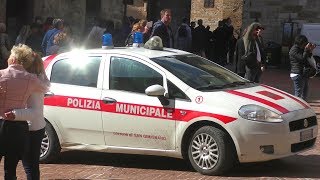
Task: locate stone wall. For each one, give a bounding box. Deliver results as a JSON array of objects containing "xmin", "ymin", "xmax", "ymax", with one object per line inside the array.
[
  {"xmin": 190, "ymin": 0, "xmax": 243, "ymax": 35},
  {"xmin": 100, "ymin": 0, "xmax": 124, "ymax": 29},
  {"xmin": 32, "ymin": 0, "xmax": 125, "ymax": 40},
  {"xmin": 33, "ymin": 0, "xmax": 86, "ymax": 38},
  {"xmin": 127, "ymin": 0, "xmax": 147, "ymax": 20},
  {"xmin": 242, "ymin": 0, "xmax": 320, "ymax": 45}
]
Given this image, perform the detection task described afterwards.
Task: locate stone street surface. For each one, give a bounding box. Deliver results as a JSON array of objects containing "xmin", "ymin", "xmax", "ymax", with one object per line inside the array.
[{"xmin": 1, "ymin": 67, "xmax": 319, "ymax": 180}]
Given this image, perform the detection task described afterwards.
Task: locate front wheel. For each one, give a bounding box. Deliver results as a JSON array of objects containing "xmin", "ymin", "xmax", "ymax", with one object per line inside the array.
[
  {"xmin": 188, "ymin": 126, "xmax": 237, "ymax": 175},
  {"xmin": 39, "ymin": 122, "xmax": 61, "ymax": 163}
]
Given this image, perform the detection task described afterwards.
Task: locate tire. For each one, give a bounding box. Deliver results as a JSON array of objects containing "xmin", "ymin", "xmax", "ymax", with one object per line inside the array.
[
  {"xmin": 187, "ymin": 126, "xmax": 237, "ymax": 175},
  {"xmin": 39, "ymin": 122, "xmax": 61, "ymax": 163}
]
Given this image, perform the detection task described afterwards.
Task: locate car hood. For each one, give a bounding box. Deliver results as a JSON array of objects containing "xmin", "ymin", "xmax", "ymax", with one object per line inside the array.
[{"xmin": 200, "ymin": 84, "xmax": 310, "ymax": 115}]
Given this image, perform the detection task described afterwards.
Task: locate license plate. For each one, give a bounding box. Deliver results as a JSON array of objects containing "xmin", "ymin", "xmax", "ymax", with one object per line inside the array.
[{"xmin": 300, "ymin": 129, "xmax": 313, "ymax": 141}]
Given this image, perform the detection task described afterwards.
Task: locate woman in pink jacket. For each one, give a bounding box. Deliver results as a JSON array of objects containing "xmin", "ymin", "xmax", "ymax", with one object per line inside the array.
[{"xmin": 4, "ymin": 52, "xmax": 50, "ymax": 180}]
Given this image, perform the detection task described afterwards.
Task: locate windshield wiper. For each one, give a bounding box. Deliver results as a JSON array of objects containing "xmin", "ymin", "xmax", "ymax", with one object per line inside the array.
[
  {"xmin": 196, "ymin": 84, "xmax": 224, "ymax": 90},
  {"xmin": 196, "ymin": 81, "xmax": 251, "ymax": 90},
  {"xmin": 223, "ymin": 81, "xmax": 251, "ymax": 87}
]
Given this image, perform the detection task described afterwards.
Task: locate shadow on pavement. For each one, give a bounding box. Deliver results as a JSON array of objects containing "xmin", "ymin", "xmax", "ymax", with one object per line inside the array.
[
  {"xmin": 46, "ymin": 151, "xmax": 320, "ymax": 178},
  {"xmin": 227, "ymin": 154, "xmax": 320, "ymax": 178},
  {"xmin": 47, "ymin": 150, "xmax": 193, "ymax": 172}
]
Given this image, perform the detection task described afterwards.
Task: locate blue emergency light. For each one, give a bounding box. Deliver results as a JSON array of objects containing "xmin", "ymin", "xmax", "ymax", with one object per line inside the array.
[
  {"xmin": 102, "ymin": 33, "xmax": 114, "ymax": 49},
  {"xmin": 133, "ymin": 32, "xmax": 143, "ymax": 47}
]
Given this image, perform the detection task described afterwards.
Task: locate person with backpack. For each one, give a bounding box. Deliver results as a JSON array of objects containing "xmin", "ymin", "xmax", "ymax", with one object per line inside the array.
[{"xmin": 175, "ymin": 17, "xmax": 192, "ymax": 52}]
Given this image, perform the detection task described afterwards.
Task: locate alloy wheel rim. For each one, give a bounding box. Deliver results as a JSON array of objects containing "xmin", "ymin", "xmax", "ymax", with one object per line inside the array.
[
  {"xmin": 40, "ymin": 131, "xmax": 50, "ymax": 158},
  {"xmin": 191, "ymin": 133, "xmax": 219, "ymax": 170}
]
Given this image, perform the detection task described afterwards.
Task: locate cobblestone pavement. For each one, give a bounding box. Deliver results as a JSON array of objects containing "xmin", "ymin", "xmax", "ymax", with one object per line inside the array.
[{"xmin": 0, "ymin": 68, "xmax": 319, "ymax": 180}]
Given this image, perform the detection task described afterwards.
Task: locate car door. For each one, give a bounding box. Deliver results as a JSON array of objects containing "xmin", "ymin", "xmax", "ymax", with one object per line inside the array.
[
  {"xmin": 101, "ymin": 55, "xmax": 176, "ymax": 150},
  {"xmin": 44, "ymin": 54, "xmax": 105, "ymax": 145}
]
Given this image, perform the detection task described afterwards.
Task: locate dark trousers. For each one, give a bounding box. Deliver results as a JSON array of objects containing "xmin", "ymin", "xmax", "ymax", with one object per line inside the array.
[
  {"xmin": 4, "ymin": 154, "xmax": 20, "ymax": 180},
  {"xmin": 22, "ymin": 128, "xmax": 45, "ymax": 180},
  {"xmin": 245, "ymin": 66, "xmax": 262, "ymax": 83},
  {"xmin": 0, "ymin": 120, "xmax": 29, "ymax": 180}
]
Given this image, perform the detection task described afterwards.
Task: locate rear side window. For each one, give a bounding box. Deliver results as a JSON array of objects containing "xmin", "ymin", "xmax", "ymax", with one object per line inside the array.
[
  {"xmin": 50, "ymin": 56, "xmax": 102, "ymax": 87},
  {"xmin": 109, "ymin": 56, "xmax": 163, "ymax": 94}
]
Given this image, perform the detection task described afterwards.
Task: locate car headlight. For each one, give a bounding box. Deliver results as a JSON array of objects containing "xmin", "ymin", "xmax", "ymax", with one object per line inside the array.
[{"xmin": 238, "ymin": 104, "xmax": 283, "ymax": 123}]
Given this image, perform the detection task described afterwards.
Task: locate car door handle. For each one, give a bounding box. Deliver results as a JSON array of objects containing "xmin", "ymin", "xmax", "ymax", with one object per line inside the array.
[
  {"xmin": 45, "ymin": 92, "xmax": 55, "ymax": 97},
  {"xmin": 102, "ymin": 97, "xmax": 117, "ymax": 104}
]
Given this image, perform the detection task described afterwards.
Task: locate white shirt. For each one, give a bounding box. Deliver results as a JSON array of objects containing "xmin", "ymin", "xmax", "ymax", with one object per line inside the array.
[{"xmin": 13, "ymin": 73, "xmax": 49, "ymax": 131}]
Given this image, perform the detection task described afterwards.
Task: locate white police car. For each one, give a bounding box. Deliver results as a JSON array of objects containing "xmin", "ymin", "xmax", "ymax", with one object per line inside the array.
[{"xmin": 40, "ymin": 36, "xmax": 318, "ymax": 175}]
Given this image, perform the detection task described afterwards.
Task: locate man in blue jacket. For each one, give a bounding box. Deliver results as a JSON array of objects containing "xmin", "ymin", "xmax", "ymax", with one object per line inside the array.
[
  {"xmin": 150, "ymin": 9, "xmax": 174, "ymax": 48},
  {"xmin": 41, "ymin": 19, "xmax": 64, "ymax": 56}
]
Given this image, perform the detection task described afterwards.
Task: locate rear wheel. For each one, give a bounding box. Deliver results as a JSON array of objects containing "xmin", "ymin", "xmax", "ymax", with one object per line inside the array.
[
  {"xmin": 40, "ymin": 122, "xmax": 61, "ymax": 163},
  {"xmin": 188, "ymin": 126, "xmax": 237, "ymax": 175}
]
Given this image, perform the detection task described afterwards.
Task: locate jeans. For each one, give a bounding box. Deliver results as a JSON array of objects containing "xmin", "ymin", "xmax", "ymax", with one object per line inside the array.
[
  {"xmin": 291, "ymin": 74, "xmax": 309, "ymax": 100},
  {"xmin": 22, "ymin": 128, "xmax": 45, "ymax": 180}
]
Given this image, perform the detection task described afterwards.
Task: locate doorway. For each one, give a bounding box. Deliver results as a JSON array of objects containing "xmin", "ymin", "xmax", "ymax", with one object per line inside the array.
[{"xmin": 6, "ymin": 0, "xmax": 33, "ymax": 42}]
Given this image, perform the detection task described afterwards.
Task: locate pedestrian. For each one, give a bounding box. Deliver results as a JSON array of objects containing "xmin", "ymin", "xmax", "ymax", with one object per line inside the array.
[
  {"xmin": 15, "ymin": 25, "xmax": 31, "ymax": 45},
  {"xmin": 42, "ymin": 17, "xmax": 54, "ymax": 33},
  {"xmin": 175, "ymin": 17, "xmax": 192, "ymax": 52},
  {"xmin": 4, "ymin": 51, "xmax": 50, "ymax": 180},
  {"xmin": 47, "ymin": 32, "xmax": 72, "ymax": 55},
  {"xmin": 289, "ymin": 35, "xmax": 316, "ymax": 100},
  {"xmin": 138, "ymin": 19, "xmax": 151, "ymax": 43},
  {"xmin": 125, "ymin": 23, "xmax": 143, "ymax": 47},
  {"xmin": 193, "ymin": 19, "xmax": 208, "ymax": 57},
  {"xmin": 41, "ymin": 18, "xmax": 64, "ymax": 56},
  {"xmin": 25, "ymin": 23, "xmax": 44, "ymax": 55},
  {"xmin": 0, "ymin": 23, "xmax": 11, "ymax": 69},
  {"xmin": 234, "ymin": 22, "xmax": 266, "ymax": 82},
  {"xmin": 84, "ymin": 18, "xmax": 106, "ymax": 49},
  {"xmin": 212, "ymin": 20, "xmax": 228, "ymax": 65},
  {"xmin": 150, "ymin": 9, "xmax": 174, "ymax": 48},
  {"xmin": 0, "ymin": 44, "xmax": 49, "ymax": 180}
]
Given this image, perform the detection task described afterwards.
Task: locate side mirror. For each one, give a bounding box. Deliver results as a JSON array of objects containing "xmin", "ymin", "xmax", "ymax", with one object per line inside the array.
[{"xmin": 145, "ymin": 84, "xmax": 165, "ymax": 96}]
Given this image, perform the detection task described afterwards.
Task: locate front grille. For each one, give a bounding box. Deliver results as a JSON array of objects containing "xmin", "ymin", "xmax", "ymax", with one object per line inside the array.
[
  {"xmin": 289, "ymin": 116, "xmax": 317, "ymax": 132},
  {"xmin": 291, "ymin": 138, "xmax": 316, "ymax": 153}
]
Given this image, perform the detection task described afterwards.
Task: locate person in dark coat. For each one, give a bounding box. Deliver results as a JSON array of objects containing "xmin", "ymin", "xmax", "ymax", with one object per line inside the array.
[
  {"xmin": 25, "ymin": 23, "xmax": 43, "ymax": 54},
  {"xmin": 212, "ymin": 20, "xmax": 229, "ymax": 66},
  {"xmin": 289, "ymin": 35, "xmax": 315, "ymax": 100},
  {"xmin": 234, "ymin": 22, "xmax": 266, "ymax": 82},
  {"xmin": 150, "ymin": 9, "xmax": 174, "ymax": 48},
  {"xmin": 193, "ymin": 19, "xmax": 208, "ymax": 57}
]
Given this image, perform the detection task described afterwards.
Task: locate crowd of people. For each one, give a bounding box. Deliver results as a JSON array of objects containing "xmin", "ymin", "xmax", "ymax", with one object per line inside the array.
[{"xmin": 0, "ymin": 8, "xmax": 318, "ymax": 180}]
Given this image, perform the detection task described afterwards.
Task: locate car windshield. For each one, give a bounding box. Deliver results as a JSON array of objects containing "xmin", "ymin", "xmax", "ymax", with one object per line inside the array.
[{"xmin": 151, "ymin": 54, "xmax": 250, "ymax": 91}]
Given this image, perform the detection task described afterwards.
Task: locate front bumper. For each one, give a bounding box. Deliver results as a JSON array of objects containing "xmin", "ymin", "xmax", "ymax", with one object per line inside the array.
[{"xmin": 229, "ymin": 108, "xmax": 318, "ymax": 163}]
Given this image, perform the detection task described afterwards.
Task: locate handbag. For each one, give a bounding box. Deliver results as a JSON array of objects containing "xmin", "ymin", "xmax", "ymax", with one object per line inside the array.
[
  {"xmin": 303, "ymin": 66, "xmax": 317, "ymax": 78},
  {"xmin": 241, "ymin": 51, "xmax": 257, "ymax": 69},
  {"xmin": 303, "ymin": 56, "xmax": 318, "ymax": 78}
]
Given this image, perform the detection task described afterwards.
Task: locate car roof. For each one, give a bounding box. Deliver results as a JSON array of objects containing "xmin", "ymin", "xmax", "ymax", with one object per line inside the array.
[{"xmin": 55, "ymin": 47, "xmax": 191, "ymax": 59}]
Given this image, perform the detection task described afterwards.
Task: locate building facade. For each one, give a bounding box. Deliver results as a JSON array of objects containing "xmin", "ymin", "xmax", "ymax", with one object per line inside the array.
[
  {"xmin": 1, "ymin": 0, "xmax": 243, "ymax": 41},
  {"xmin": 0, "ymin": 0, "xmax": 319, "ymax": 47},
  {"xmin": 242, "ymin": 0, "xmax": 320, "ymax": 45}
]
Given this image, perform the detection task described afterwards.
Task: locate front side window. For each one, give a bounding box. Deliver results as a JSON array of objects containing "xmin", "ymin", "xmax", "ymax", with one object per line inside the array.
[
  {"xmin": 50, "ymin": 56, "xmax": 102, "ymax": 87},
  {"xmin": 109, "ymin": 57, "xmax": 163, "ymax": 94}
]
